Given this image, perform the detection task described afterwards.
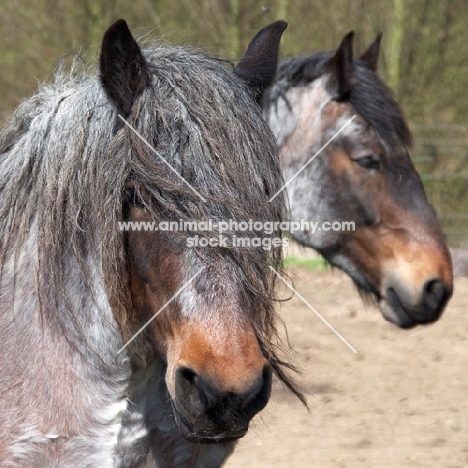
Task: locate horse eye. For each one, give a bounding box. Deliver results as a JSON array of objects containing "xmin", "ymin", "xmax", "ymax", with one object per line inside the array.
[
  {"xmin": 124, "ymin": 188, "xmax": 146, "ymax": 207},
  {"xmin": 355, "ymin": 155, "xmax": 380, "ymax": 171}
]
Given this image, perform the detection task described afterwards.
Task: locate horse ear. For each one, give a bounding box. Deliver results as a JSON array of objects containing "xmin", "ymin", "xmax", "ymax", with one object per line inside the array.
[
  {"xmin": 99, "ymin": 19, "xmax": 148, "ymax": 117},
  {"xmin": 326, "ymin": 31, "xmax": 355, "ymax": 100},
  {"xmin": 234, "ymin": 20, "xmax": 287, "ymax": 103},
  {"xmin": 358, "ymin": 33, "xmax": 382, "ymax": 71}
]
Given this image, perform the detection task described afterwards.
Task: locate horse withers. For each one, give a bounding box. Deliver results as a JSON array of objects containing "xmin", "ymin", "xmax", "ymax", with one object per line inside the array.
[
  {"xmin": 0, "ymin": 19, "xmax": 299, "ymax": 467},
  {"xmin": 263, "ymin": 32, "xmax": 453, "ymax": 328}
]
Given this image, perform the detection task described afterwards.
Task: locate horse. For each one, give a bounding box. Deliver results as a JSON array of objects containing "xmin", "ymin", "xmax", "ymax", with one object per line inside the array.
[
  {"xmin": 0, "ymin": 19, "xmax": 302, "ymax": 467},
  {"xmin": 262, "ymin": 32, "xmax": 453, "ymax": 328}
]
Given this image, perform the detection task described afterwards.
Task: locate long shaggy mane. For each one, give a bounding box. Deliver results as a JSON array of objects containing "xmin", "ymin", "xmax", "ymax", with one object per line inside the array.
[{"xmin": 0, "ymin": 43, "xmax": 304, "ymax": 402}]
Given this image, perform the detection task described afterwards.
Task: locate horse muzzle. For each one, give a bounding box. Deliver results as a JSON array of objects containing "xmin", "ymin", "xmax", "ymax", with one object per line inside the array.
[
  {"xmin": 172, "ymin": 365, "xmax": 272, "ymax": 442},
  {"xmin": 380, "ymin": 276, "xmax": 453, "ymax": 328}
]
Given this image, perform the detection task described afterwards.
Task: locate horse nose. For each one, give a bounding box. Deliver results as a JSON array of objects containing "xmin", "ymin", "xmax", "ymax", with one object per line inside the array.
[
  {"xmin": 174, "ymin": 365, "xmax": 272, "ymax": 437},
  {"xmin": 421, "ymin": 278, "xmax": 451, "ymax": 319},
  {"xmin": 382, "ymin": 276, "xmax": 453, "ymax": 328}
]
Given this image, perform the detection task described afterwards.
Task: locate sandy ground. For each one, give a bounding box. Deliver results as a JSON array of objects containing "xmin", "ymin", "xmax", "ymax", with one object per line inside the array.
[{"xmin": 224, "ymin": 263, "xmax": 468, "ymax": 468}]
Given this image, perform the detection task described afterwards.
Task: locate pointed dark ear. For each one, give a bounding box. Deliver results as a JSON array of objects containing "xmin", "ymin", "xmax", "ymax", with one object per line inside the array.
[
  {"xmin": 358, "ymin": 33, "xmax": 382, "ymax": 71},
  {"xmin": 99, "ymin": 19, "xmax": 148, "ymax": 117},
  {"xmin": 234, "ymin": 20, "xmax": 287, "ymax": 103},
  {"xmin": 325, "ymin": 31, "xmax": 354, "ymax": 100}
]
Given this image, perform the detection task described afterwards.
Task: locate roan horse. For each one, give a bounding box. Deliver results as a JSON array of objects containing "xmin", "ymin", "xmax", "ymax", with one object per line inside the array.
[
  {"xmin": 263, "ymin": 32, "xmax": 454, "ymax": 328},
  {"xmin": 0, "ymin": 19, "xmax": 302, "ymax": 467}
]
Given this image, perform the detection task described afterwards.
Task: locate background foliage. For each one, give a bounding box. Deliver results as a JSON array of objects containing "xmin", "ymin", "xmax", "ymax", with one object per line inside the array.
[{"xmin": 1, "ymin": 0, "xmax": 467, "ymax": 244}]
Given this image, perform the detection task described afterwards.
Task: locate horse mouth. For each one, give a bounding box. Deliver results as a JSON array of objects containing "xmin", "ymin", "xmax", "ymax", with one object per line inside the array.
[
  {"xmin": 172, "ymin": 402, "xmax": 248, "ymax": 443},
  {"xmin": 380, "ymin": 288, "xmax": 415, "ymax": 328}
]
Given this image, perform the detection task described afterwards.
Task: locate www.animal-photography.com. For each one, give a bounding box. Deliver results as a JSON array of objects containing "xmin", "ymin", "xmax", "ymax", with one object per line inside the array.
[{"xmin": 0, "ymin": 1, "xmax": 466, "ymax": 467}]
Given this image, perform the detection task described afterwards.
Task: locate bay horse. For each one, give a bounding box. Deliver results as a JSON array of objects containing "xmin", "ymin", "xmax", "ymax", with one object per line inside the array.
[
  {"xmin": 0, "ymin": 19, "xmax": 301, "ymax": 467},
  {"xmin": 263, "ymin": 32, "xmax": 453, "ymax": 328}
]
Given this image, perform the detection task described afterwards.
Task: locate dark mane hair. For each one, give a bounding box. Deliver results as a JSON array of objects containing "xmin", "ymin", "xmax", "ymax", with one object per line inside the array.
[
  {"xmin": 0, "ymin": 43, "xmax": 303, "ymax": 402},
  {"xmin": 263, "ymin": 52, "xmax": 412, "ymax": 150}
]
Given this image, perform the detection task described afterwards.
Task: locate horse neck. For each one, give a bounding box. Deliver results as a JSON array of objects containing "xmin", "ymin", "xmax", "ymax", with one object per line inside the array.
[
  {"xmin": 36, "ymin": 223, "xmax": 127, "ymax": 364},
  {"xmin": 264, "ymin": 80, "xmax": 343, "ymax": 249},
  {"xmin": 0, "ymin": 218, "xmax": 131, "ymax": 359},
  {"xmin": 0, "ymin": 220, "xmax": 131, "ymax": 449}
]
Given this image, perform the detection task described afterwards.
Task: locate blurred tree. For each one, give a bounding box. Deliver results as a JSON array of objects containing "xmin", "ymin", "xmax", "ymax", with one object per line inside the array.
[
  {"xmin": 387, "ymin": 0, "xmax": 405, "ymax": 91},
  {"xmin": 0, "ymin": 0, "xmax": 467, "ymax": 125},
  {"xmin": 0, "ymin": 0, "xmax": 466, "ymax": 242}
]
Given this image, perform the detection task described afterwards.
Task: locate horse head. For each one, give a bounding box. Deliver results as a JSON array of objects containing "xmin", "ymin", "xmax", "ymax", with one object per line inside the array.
[
  {"xmin": 100, "ymin": 19, "xmax": 292, "ymax": 442},
  {"xmin": 263, "ymin": 32, "xmax": 453, "ymax": 328}
]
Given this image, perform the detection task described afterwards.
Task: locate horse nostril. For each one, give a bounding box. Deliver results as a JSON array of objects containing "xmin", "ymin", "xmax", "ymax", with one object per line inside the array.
[
  {"xmin": 178, "ymin": 366, "xmax": 196, "ymax": 383},
  {"xmin": 176, "ymin": 366, "xmax": 220, "ymax": 409},
  {"xmin": 422, "ymin": 278, "xmax": 447, "ymax": 312}
]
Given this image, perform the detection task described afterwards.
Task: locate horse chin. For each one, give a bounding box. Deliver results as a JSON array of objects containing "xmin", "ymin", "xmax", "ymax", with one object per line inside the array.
[
  {"xmin": 333, "ymin": 260, "xmax": 416, "ymax": 328},
  {"xmin": 380, "ymin": 288, "xmax": 438, "ymax": 329},
  {"xmin": 379, "ymin": 299, "xmax": 416, "ymax": 328}
]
